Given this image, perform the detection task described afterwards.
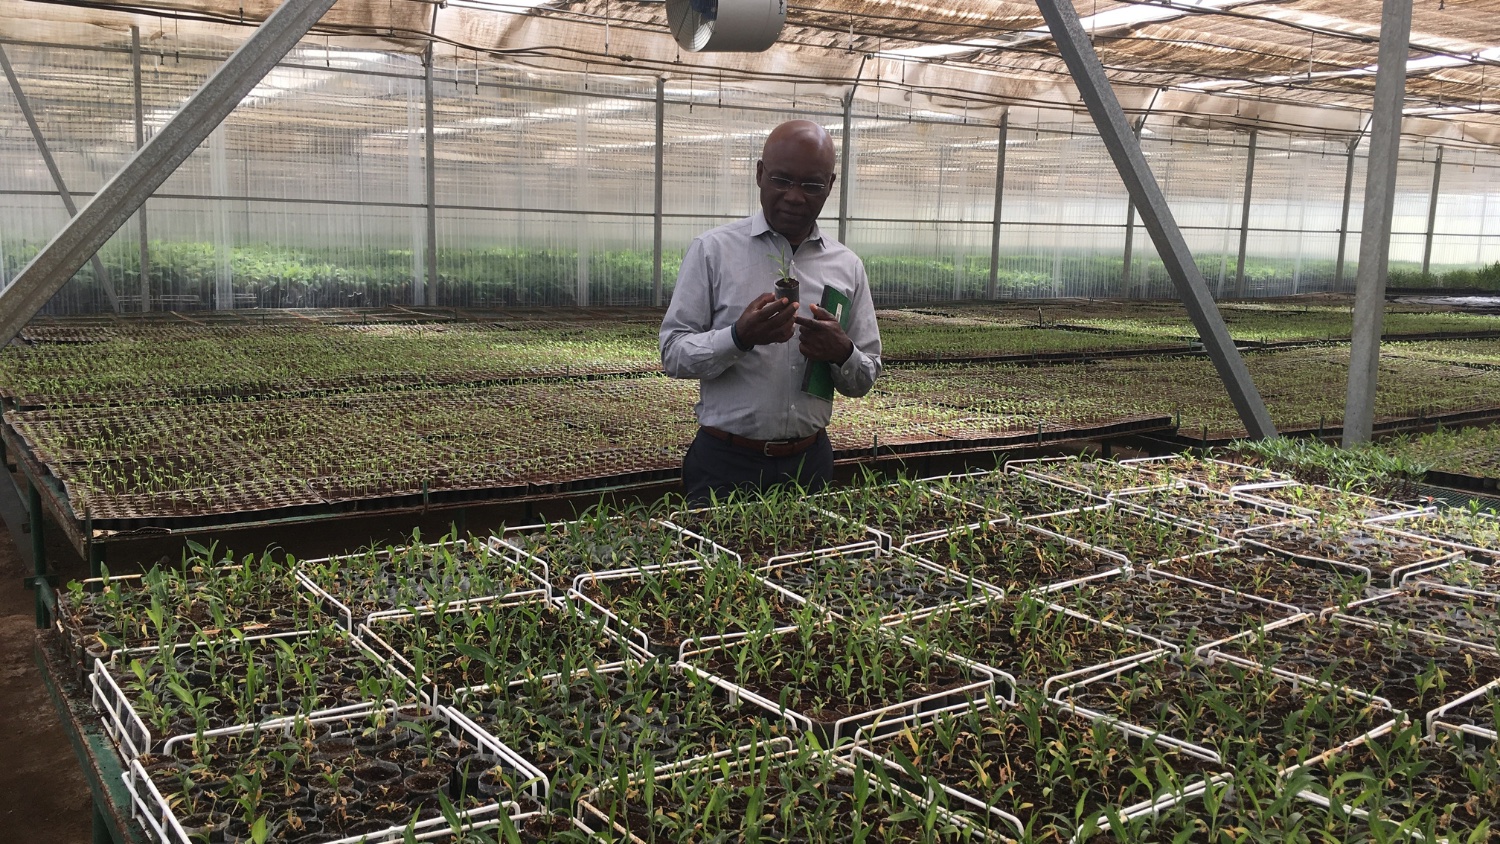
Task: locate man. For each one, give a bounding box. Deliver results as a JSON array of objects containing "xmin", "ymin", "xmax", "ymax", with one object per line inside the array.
[{"xmin": 660, "ymin": 119, "xmax": 882, "ymax": 503}]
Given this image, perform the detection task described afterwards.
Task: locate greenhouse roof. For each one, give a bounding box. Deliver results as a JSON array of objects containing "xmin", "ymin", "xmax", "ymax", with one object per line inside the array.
[{"xmin": 8, "ymin": 0, "xmax": 1500, "ymax": 145}]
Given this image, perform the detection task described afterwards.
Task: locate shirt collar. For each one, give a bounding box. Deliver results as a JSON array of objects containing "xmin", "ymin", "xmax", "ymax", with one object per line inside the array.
[{"xmin": 751, "ymin": 209, "xmax": 824, "ymax": 249}]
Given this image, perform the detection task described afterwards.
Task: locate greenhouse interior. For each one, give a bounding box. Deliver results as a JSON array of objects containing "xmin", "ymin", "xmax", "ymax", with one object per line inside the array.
[{"xmin": 5, "ymin": 0, "xmax": 1500, "ymax": 841}]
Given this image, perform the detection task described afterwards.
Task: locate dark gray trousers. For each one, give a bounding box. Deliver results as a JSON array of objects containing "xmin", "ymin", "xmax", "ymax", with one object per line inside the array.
[{"xmin": 682, "ymin": 429, "xmax": 833, "ymax": 505}]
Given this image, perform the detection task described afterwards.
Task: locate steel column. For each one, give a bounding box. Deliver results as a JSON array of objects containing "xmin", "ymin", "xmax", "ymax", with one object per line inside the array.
[
  {"xmin": 1344, "ymin": 0, "xmax": 1413, "ymax": 446},
  {"xmin": 986, "ymin": 112, "xmax": 1008, "ymax": 300},
  {"xmin": 1334, "ymin": 138, "xmax": 1358, "ymax": 292},
  {"xmin": 1035, "ymin": 0, "xmax": 1276, "ymax": 439},
  {"xmin": 1233, "ymin": 129, "xmax": 1257, "ymax": 298},
  {"xmin": 0, "ymin": 0, "xmax": 338, "ymax": 345},
  {"xmin": 131, "ymin": 26, "xmax": 150, "ymax": 312},
  {"xmin": 575, "ymin": 106, "xmax": 590, "ymax": 307},
  {"xmin": 652, "ymin": 78, "xmax": 665, "ymax": 307},
  {"xmin": 421, "ymin": 48, "xmax": 435, "ymax": 308},
  {"xmin": 838, "ymin": 90, "xmax": 854, "ymax": 244},
  {"xmin": 1120, "ymin": 112, "xmax": 1150, "ymax": 298},
  {"xmin": 0, "ymin": 45, "xmax": 121, "ymax": 312},
  {"xmin": 1422, "ymin": 145, "xmax": 1444, "ymax": 278}
]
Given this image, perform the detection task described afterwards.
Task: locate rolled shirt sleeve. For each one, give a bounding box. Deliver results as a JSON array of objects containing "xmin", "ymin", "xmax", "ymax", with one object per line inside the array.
[{"xmin": 830, "ymin": 261, "xmax": 881, "ymax": 399}]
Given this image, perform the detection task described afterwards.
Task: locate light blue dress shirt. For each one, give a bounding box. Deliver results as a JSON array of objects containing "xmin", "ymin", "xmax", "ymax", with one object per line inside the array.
[{"xmin": 660, "ymin": 210, "xmax": 882, "ymax": 441}]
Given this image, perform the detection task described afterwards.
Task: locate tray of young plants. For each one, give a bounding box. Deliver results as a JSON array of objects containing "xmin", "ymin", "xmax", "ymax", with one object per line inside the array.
[
  {"xmin": 297, "ymin": 533, "xmax": 549, "ymax": 632},
  {"xmin": 1009, "ymin": 456, "xmax": 1170, "ymax": 498},
  {"xmin": 495, "ymin": 505, "xmax": 721, "ymax": 592},
  {"xmin": 898, "ymin": 518, "xmax": 1126, "ymax": 598},
  {"xmin": 665, "ymin": 487, "xmax": 881, "ymax": 567},
  {"xmin": 1382, "ymin": 506, "xmax": 1500, "ymax": 564},
  {"xmin": 357, "ymin": 596, "xmax": 629, "ymax": 706},
  {"xmin": 567, "ymin": 558, "xmax": 810, "ymax": 658},
  {"xmin": 1108, "ymin": 484, "xmax": 1310, "ymax": 537},
  {"xmin": 1405, "ymin": 556, "xmax": 1500, "ymax": 601},
  {"xmin": 1427, "ymin": 680, "xmax": 1500, "ymax": 743},
  {"xmin": 55, "ymin": 547, "xmax": 319, "ymax": 680},
  {"xmin": 1239, "ymin": 515, "xmax": 1466, "ymax": 588},
  {"xmin": 1331, "ymin": 584, "xmax": 1500, "ymax": 651},
  {"xmin": 1044, "ymin": 569, "xmax": 1306, "ymax": 654},
  {"xmin": 677, "ymin": 615, "xmax": 1010, "ymax": 747},
  {"xmin": 1284, "ymin": 718, "xmax": 1500, "ymax": 840},
  {"xmin": 846, "ymin": 692, "xmax": 1231, "ymax": 843},
  {"xmin": 1233, "ymin": 482, "xmax": 1434, "ymax": 523},
  {"xmin": 753, "ymin": 545, "xmax": 1001, "ymax": 625},
  {"xmin": 123, "ymin": 700, "xmax": 547, "ymax": 844},
  {"xmin": 922, "ymin": 469, "xmax": 1102, "ymax": 521},
  {"xmin": 94, "ymin": 623, "xmax": 415, "ymax": 761},
  {"xmin": 574, "ymin": 736, "xmax": 998, "ymax": 842},
  {"xmin": 1207, "ymin": 614, "xmax": 1500, "ymax": 721},
  {"xmin": 1053, "ymin": 651, "xmax": 1400, "ymax": 773},
  {"xmin": 1147, "ymin": 547, "xmax": 1382, "ymax": 615},
  {"xmin": 449, "ymin": 658, "xmax": 790, "ymax": 812},
  {"xmin": 1116, "ymin": 454, "xmax": 1294, "ymax": 493},
  {"xmin": 898, "ymin": 594, "xmax": 1170, "ymax": 694},
  {"xmin": 1022, "ymin": 502, "xmax": 1236, "ymax": 568},
  {"xmin": 810, "ymin": 475, "xmax": 995, "ymax": 550}
]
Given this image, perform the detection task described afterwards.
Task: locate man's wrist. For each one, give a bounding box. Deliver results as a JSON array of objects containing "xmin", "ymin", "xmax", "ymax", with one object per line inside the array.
[
  {"xmin": 730, "ymin": 322, "xmax": 753, "ymax": 352},
  {"xmin": 836, "ymin": 339, "xmax": 855, "ymax": 365}
]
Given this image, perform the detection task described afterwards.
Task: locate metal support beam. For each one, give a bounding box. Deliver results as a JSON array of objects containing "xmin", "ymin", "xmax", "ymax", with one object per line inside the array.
[
  {"xmin": 1233, "ymin": 128, "xmax": 1258, "ymax": 298},
  {"xmin": 1334, "ymin": 138, "xmax": 1358, "ymax": 292},
  {"xmin": 1035, "ymin": 0, "xmax": 1277, "ymax": 439},
  {"xmin": 652, "ymin": 78, "xmax": 665, "ymax": 307},
  {"xmin": 421, "ymin": 48, "xmax": 435, "ymax": 308},
  {"xmin": 0, "ymin": 0, "xmax": 338, "ymax": 345},
  {"xmin": 131, "ymin": 26, "xmax": 149, "ymax": 313},
  {"xmin": 575, "ymin": 106, "xmax": 590, "ymax": 308},
  {"xmin": 1120, "ymin": 108, "xmax": 1152, "ymax": 299},
  {"xmin": 0, "ymin": 45, "xmax": 120, "ymax": 313},
  {"xmin": 986, "ymin": 112, "xmax": 1008, "ymax": 300},
  {"xmin": 1422, "ymin": 145, "xmax": 1444, "ymax": 278},
  {"xmin": 1345, "ymin": 0, "xmax": 1413, "ymax": 446},
  {"xmin": 838, "ymin": 90, "xmax": 854, "ymax": 244}
]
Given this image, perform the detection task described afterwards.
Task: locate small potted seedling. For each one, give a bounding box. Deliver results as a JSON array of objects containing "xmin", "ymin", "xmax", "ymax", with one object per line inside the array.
[{"xmin": 770, "ymin": 245, "xmax": 799, "ymax": 304}]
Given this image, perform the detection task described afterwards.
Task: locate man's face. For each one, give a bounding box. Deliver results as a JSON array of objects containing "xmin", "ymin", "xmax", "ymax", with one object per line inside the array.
[{"xmin": 756, "ymin": 137, "xmax": 836, "ymax": 244}]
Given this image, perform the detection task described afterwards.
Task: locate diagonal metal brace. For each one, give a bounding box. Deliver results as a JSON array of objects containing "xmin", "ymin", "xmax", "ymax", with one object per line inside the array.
[
  {"xmin": 0, "ymin": 45, "xmax": 120, "ymax": 312},
  {"xmin": 1034, "ymin": 0, "xmax": 1278, "ymax": 440},
  {"xmin": 0, "ymin": 0, "xmax": 340, "ymax": 344}
]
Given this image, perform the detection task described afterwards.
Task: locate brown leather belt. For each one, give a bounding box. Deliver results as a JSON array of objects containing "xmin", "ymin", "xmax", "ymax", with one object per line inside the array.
[{"xmin": 701, "ymin": 426, "xmax": 823, "ymax": 458}]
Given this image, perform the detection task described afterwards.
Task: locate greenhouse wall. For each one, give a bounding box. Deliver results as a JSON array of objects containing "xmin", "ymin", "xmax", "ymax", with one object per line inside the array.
[{"xmin": 4, "ymin": 29, "xmax": 1500, "ymax": 313}]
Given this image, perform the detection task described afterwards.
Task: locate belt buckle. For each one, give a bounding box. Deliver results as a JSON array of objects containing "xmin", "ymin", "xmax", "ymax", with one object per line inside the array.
[{"xmin": 763, "ymin": 440, "xmax": 776, "ymax": 457}]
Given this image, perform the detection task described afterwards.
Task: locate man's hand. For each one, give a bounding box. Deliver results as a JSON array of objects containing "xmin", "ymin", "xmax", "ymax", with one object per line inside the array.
[
  {"xmin": 735, "ymin": 293, "xmax": 797, "ymax": 347},
  {"xmin": 794, "ymin": 303, "xmax": 854, "ymax": 364}
]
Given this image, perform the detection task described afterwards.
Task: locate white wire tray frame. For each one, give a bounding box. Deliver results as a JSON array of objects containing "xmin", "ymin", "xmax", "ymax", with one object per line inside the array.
[
  {"xmin": 1238, "ymin": 522, "xmax": 1466, "ymax": 589},
  {"xmin": 567, "ymin": 561, "xmax": 806, "ymax": 659},
  {"xmin": 752, "ymin": 545, "xmax": 1003, "ymax": 626},
  {"xmin": 1402, "ymin": 557, "xmax": 1500, "ymax": 601},
  {"xmin": 122, "ymin": 701, "xmax": 544, "ymax": 844},
  {"xmin": 297, "ymin": 537, "xmax": 549, "ymax": 632},
  {"xmin": 1107, "ymin": 485, "xmax": 1311, "ymax": 538},
  {"xmin": 357, "ymin": 593, "xmax": 614, "ymax": 707},
  {"xmin": 91, "ymin": 627, "xmax": 399, "ymax": 761},
  {"xmin": 1231, "ymin": 484, "xmax": 1435, "ymax": 525},
  {"xmin": 809, "ymin": 484, "xmax": 1004, "ymax": 551},
  {"xmin": 898, "ymin": 518, "xmax": 1131, "ymax": 599},
  {"xmin": 574, "ymin": 737, "xmax": 1006, "ymax": 843},
  {"xmin": 676, "ymin": 624, "xmax": 1011, "ymax": 747},
  {"xmin": 1008, "ymin": 455, "xmax": 1180, "ymax": 498},
  {"xmin": 1426, "ymin": 676, "xmax": 1500, "ymax": 743},
  {"xmin": 492, "ymin": 516, "xmax": 735, "ymax": 590},
  {"xmin": 1051, "ymin": 650, "xmax": 1402, "ymax": 774},
  {"xmin": 1021, "ymin": 503, "xmax": 1239, "ymax": 568},
  {"xmin": 1377, "ymin": 511, "xmax": 1500, "ymax": 564},
  {"xmin": 848, "ymin": 697, "xmax": 1231, "ymax": 844},
  {"xmin": 1328, "ymin": 584, "xmax": 1500, "ymax": 652},
  {"xmin": 1116, "ymin": 454, "xmax": 1296, "ymax": 493}
]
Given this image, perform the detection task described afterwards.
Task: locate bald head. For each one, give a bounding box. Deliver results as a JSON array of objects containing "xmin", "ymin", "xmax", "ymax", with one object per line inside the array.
[{"xmin": 756, "ymin": 120, "xmax": 838, "ymax": 246}]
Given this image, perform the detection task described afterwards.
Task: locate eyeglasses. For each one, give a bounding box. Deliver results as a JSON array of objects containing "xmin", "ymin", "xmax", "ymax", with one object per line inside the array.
[{"xmin": 765, "ymin": 174, "xmax": 830, "ymax": 197}]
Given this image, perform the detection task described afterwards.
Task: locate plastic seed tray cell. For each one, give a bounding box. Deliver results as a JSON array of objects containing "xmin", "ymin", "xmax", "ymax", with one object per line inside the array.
[
  {"xmin": 812, "ymin": 482, "xmax": 992, "ymax": 549},
  {"xmin": 1046, "ymin": 572, "xmax": 1302, "ymax": 653},
  {"xmin": 1011, "ymin": 456, "xmax": 1161, "ymax": 497},
  {"xmin": 1238, "ymin": 484, "xmax": 1429, "ymax": 523},
  {"xmin": 1055, "ymin": 652, "xmax": 1398, "ymax": 772},
  {"xmin": 903, "ymin": 520, "xmax": 1125, "ymax": 596},
  {"xmin": 1409, "ymin": 557, "xmax": 1500, "ymax": 600},
  {"xmin": 667, "ymin": 499, "xmax": 877, "ymax": 566},
  {"xmin": 1150, "ymin": 549, "xmax": 1379, "ymax": 615}
]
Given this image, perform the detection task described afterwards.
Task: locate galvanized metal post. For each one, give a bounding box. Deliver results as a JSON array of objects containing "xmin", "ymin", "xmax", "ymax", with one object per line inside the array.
[
  {"xmin": 132, "ymin": 26, "xmax": 150, "ymax": 312},
  {"xmin": 838, "ymin": 90, "xmax": 854, "ymax": 244},
  {"xmin": 1035, "ymin": 0, "xmax": 1277, "ymax": 439},
  {"xmin": 0, "ymin": 44, "xmax": 121, "ymax": 312},
  {"xmin": 421, "ymin": 47, "xmax": 435, "ymax": 307},
  {"xmin": 1344, "ymin": 0, "xmax": 1413, "ymax": 446},
  {"xmin": 209, "ymin": 125, "xmax": 233, "ymax": 309},
  {"xmin": 1233, "ymin": 129, "xmax": 1258, "ymax": 298},
  {"xmin": 986, "ymin": 112, "xmax": 1008, "ymax": 300},
  {"xmin": 575, "ymin": 105, "xmax": 590, "ymax": 307},
  {"xmin": 1334, "ymin": 138, "xmax": 1358, "ymax": 292},
  {"xmin": 1422, "ymin": 145, "xmax": 1444, "ymax": 278},
  {"xmin": 0, "ymin": 0, "xmax": 340, "ymax": 345},
  {"xmin": 652, "ymin": 78, "xmax": 665, "ymax": 307},
  {"xmin": 1120, "ymin": 113, "xmax": 1150, "ymax": 298}
]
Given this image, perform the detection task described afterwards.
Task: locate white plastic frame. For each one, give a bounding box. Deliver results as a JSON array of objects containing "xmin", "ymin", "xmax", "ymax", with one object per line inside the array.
[{"xmin": 752, "ymin": 545, "xmax": 1003, "ymax": 626}]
